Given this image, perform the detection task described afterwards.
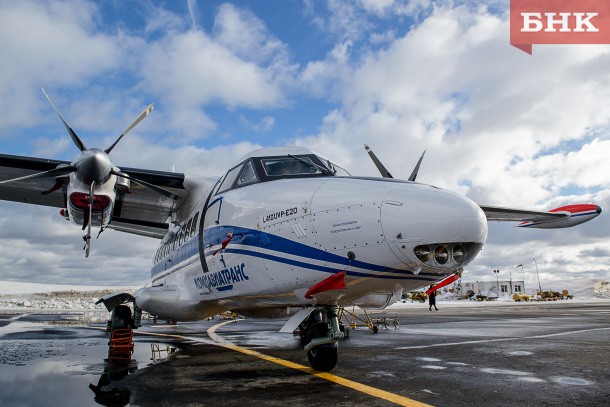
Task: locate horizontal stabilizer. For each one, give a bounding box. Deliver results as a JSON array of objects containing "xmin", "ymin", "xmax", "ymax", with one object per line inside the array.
[{"xmin": 96, "ymin": 292, "xmax": 136, "ymax": 312}]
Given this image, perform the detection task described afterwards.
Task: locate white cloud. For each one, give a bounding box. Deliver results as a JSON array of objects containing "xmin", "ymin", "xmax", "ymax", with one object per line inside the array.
[{"xmin": 0, "ymin": 0, "xmax": 122, "ymax": 131}]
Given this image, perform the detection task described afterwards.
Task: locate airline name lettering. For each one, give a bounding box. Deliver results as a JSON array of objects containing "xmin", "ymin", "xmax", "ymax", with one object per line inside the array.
[
  {"xmin": 194, "ymin": 263, "xmax": 249, "ymax": 290},
  {"xmin": 262, "ymin": 207, "xmax": 298, "ymax": 223}
]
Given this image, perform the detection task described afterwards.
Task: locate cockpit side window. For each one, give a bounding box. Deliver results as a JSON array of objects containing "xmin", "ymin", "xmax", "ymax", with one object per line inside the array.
[
  {"xmin": 235, "ymin": 160, "xmax": 258, "ymax": 187},
  {"xmin": 216, "ymin": 163, "xmax": 243, "ymax": 194},
  {"xmin": 325, "ymin": 160, "xmax": 351, "ymax": 176}
]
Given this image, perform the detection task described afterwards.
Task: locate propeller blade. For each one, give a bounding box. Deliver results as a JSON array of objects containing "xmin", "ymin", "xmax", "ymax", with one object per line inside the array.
[
  {"xmin": 83, "ymin": 181, "xmax": 95, "ymax": 258},
  {"xmin": 408, "ymin": 150, "xmax": 426, "ymax": 182},
  {"xmin": 364, "ymin": 144, "xmax": 393, "ymax": 178},
  {"xmin": 0, "ymin": 166, "xmax": 76, "ymax": 185},
  {"xmin": 41, "ymin": 88, "xmax": 87, "ymax": 151},
  {"xmin": 41, "ymin": 176, "xmax": 68, "ymax": 195},
  {"xmin": 110, "ymin": 170, "xmax": 181, "ymax": 199},
  {"xmin": 105, "ymin": 103, "xmax": 154, "ymax": 154}
]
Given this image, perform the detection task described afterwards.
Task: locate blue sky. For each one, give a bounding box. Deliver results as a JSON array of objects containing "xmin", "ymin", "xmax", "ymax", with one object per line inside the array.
[{"xmin": 0, "ymin": 0, "xmax": 609, "ymax": 288}]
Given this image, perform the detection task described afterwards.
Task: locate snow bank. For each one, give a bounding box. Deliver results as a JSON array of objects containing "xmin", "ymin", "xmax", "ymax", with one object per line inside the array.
[
  {"xmin": 0, "ymin": 280, "xmax": 135, "ymax": 295},
  {"xmin": 0, "ymin": 281, "xmax": 136, "ymax": 311}
]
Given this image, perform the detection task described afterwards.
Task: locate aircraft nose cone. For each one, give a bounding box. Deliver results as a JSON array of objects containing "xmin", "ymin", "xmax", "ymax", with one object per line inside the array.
[
  {"xmin": 596, "ymin": 205, "xmax": 602, "ymax": 215},
  {"xmin": 380, "ymin": 185, "xmax": 487, "ymax": 266}
]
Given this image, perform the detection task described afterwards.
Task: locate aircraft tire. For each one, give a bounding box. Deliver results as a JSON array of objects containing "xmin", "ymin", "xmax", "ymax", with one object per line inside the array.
[{"xmin": 306, "ymin": 322, "xmax": 338, "ymax": 372}]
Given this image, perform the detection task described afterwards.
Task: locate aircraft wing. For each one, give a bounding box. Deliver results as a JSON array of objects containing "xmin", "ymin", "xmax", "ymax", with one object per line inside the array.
[
  {"xmin": 479, "ymin": 204, "xmax": 601, "ymax": 229},
  {"xmin": 0, "ymin": 153, "xmax": 185, "ymax": 238},
  {"xmin": 479, "ymin": 205, "xmax": 567, "ymax": 222}
]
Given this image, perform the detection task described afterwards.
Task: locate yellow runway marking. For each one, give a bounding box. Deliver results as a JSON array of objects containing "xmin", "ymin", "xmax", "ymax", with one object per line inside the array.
[{"xmin": 208, "ymin": 320, "xmax": 432, "ymax": 407}]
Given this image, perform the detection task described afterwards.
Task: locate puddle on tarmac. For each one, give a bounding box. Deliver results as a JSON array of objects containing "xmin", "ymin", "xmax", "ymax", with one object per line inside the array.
[
  {"xmin": 506, "ymin": 351, "xmax": 533, "ymax": 356},
  {"xmin": 0, "ymin": 320, "xmax": 178, "ymax": 407},
  {"xmin": 480, "ymin": 368, "xmax": 531, "ymax": 376},
  {"xmin": 552, "ymin": 377, "xmax": 592, "ymax": 386},
  {"xmin": 417, "ymin": 357, "xmax": 442, "ymax": 362}
]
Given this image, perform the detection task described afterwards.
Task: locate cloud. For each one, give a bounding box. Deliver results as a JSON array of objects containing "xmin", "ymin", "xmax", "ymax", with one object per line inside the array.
[{"xmin": 0, "ymin": 0, "xmax": 123, "ymax": 132}]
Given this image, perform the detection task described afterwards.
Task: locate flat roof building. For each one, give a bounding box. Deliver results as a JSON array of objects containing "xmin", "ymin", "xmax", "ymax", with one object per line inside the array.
[{"xmin": 451, "ymin": 280, "xmax": 525, "ymax": 299}]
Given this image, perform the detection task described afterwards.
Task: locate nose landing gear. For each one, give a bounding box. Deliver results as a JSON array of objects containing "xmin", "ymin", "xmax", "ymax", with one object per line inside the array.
[{"xmin": 298, "ymin": 306, "xmax": 344, "ymax": 371}]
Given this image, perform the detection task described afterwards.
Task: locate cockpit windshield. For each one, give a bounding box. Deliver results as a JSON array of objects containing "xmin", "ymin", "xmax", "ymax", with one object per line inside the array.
[
  {"xmin": 214, "ymin": 153, "xmax": 350, "ymax": 195},
  {"xmin": 262, "ymin": 156, "xmax": 325, "ymax": 176}
]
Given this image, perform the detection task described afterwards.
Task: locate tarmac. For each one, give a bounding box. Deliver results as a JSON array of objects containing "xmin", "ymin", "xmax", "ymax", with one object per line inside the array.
[{"xmin": 0, "ymin": 300, "xmax": 609, "ymax": 406}]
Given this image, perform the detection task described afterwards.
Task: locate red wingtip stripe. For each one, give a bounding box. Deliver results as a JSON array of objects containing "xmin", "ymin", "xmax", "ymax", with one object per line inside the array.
[{"xmin": 549, "ymin": 204, "xmax": 599, "ymax": 214}]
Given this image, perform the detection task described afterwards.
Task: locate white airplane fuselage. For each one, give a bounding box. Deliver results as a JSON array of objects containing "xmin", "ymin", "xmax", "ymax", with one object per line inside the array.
[{"xmin": 135, "ymin": 148, "xmax": 488, "ymax": 321}]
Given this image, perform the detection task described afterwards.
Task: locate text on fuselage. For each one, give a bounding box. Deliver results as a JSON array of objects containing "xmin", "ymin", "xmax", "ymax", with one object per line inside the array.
[
  {"xmin": 262, "ymin": 207, "xmax": 298, "ymax": 223},
  {"xmin": 194, "ymin": 263, "xmax": 249, "ymax": 290}
]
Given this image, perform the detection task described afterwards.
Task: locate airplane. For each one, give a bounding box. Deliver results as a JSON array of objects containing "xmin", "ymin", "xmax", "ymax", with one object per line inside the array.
[{"xmin": 0, "ymin": 92, "xmax": 602, "ymax": 371}]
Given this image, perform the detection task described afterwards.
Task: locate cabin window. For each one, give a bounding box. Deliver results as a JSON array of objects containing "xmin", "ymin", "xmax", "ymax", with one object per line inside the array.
[
  {"xmin": 191, "ymin": 212, "xmax": 199, "ymax": 237},
  {"xmin": 184, "ymin": 218, "xmax": 193, "ymax": 240}
]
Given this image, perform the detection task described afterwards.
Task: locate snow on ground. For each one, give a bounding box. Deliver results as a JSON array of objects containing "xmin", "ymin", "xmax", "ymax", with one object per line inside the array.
[
  {"xmin": 0, "ymin": 280, "xmax": 136, "ymax": 295},
  {"xmin": 0, "ymin": 280, "xmax": 136, "ymax": 311},
  {"xmin": 0, "ymin": 278, "xmax": 608, "ymax": 312}
]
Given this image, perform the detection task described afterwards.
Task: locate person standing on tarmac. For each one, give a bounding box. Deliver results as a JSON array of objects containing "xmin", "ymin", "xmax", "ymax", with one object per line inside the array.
[{"xmin": 428, "ymin": 285, "xmax": 438, "ymax": 311}]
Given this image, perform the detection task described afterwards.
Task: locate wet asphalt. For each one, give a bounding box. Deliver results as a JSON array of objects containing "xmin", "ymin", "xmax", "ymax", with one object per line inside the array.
[{"xmin": 0, "ymin": 301, "xmax": 609, "ymax": 406}]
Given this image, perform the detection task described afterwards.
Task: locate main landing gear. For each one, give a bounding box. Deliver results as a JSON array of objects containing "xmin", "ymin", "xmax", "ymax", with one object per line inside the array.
[{"xmin": 298, "ymin": 306, "xmax": 344, "ymax": 371}]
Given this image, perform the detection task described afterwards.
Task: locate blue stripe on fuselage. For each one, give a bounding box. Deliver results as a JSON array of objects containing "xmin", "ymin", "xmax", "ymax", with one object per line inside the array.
[{"xmin": 151, "ymin": 225, "xmax": 429, "ymax": 281}]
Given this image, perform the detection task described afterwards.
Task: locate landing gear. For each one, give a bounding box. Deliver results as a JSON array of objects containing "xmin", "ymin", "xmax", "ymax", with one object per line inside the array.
[
  {"xmin": 96, "ymin": 293, "xmax": 142, "ymax": 366},
  {"xmin": 299, "ymin": 306, "xmax": 343, "ymax": 372}
]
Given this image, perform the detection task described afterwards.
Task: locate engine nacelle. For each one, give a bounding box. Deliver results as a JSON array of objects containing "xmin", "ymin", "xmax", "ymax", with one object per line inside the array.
[{"xmin": 64, "ymin": 174, "xmax": 117, "ymax": 228}]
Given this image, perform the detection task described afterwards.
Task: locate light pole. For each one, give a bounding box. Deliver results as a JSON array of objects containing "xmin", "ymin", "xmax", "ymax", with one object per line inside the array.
[
  {"xmin": 493, "ymin": 269, "xmax": 500, "ymax": 297},
  {"xmin": 509, "ymin": 268, "xmax": 513, "ymax": 295},
  {"xmin": 517, "ymin": 264, "xmax": 524, "ymax": 292},
  {"xmin": 533, "ymin": 258, "xmax": 542, "ymax": 293}
]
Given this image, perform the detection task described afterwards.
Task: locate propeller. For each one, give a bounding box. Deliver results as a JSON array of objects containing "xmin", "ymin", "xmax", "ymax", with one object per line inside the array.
[
  {"xmin": 2, "ymin": 91, "xmax": 157, "ymax": 188},
  {"xmin": 364, "ymin": 144, "xmax": 426, "ymax": 182},
  {"xmin": 0, "ymin": 89, "xmax": 175, "ymax": 257}
]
